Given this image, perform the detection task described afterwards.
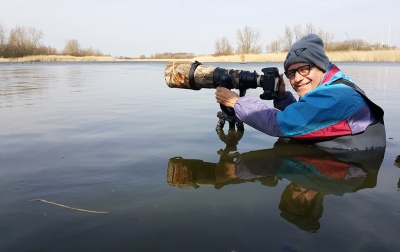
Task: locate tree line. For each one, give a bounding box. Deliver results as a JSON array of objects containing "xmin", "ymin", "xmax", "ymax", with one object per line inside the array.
[
  {"xmin": 1, "ymin": 22, "xmax": 396, "ymax": 59},
  {"xmin": 139, "ymin": 52, "xmax": 195, "ymax": 59},
  {"xmin": 0, "ymin": 22, "xmax": 103, "ymax": 58},
  {"xmin": 214, "ymin": 23, "xmax": 396, "ymax": 56}
]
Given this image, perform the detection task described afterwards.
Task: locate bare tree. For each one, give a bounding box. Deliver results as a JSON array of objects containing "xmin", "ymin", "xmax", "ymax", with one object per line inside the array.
[
  {"xmin": 62, "ymin": 39, "xmax": 81, "ymax": 56},
  {"xmin": 0, "ymin": 23, "xmax": 6, "ymax": 45},
  {"xmin": 317, "ymin": 27, "xmax": 335, "ymax": 45},
  {"xmin": 81, "ymin": 46, "xmax": 103, "ymax": 56},
  {"xmin": 293, "ymin": 24, "xmax": 304, "ymax": 41},
  {"xmin": 293, "ymin": 23, "xmax": 335, "ymax": 44},
  {"xmin": 27, "ymin": 27, "xmax": 43, "ymax": 48},
  {"xmin": 44, "ymin": 45, "xmax": 58, "ymax": 55},
  {"xmin": 236, "ymin": 26, "xmax": 262, "ymax": 54},
  {"xmin": 305, "ymin": 23, "xmax": 316, "ymax": 34},
  {"xmin": 280, "ymin": 25, "xmax": 293, "ymax": 51},
  {"xmin": 266, "ymin": 40, "xmax": 281, "ymax": 53},
  {"xmin": 62, "ymin": 39, "xmax": 103, "ymax": 56},
  {"xmin": 0, "ymin": 23, "xmax": 6, "ymax": 56},
  {"xmin": 31, "ymin": 45, "xmax": 58, "ymax": 55},
  {"xmin": 6, "ymin": 26, "xmax": 43, "ymax": 57},
  {"xmin": 214, "ymin": 36, "xmax": 233, "ymax": 56}
]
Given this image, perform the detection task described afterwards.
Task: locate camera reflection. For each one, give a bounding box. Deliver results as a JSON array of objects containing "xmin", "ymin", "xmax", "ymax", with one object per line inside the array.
[{"xmin": 167, "ymin": 133, "xmax": 385, "ymax": 233}]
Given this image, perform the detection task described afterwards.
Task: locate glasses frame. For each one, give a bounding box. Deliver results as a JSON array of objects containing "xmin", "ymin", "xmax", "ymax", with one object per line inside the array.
[{"xmin": 284, "ymin": 64, "xmax": 315, "ymax": 80}]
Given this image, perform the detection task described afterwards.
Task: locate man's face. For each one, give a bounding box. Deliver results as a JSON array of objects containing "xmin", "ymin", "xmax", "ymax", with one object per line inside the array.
[
  {"xmin": 288, "ymin": 62, "xmax": 324, "ymax": 97},
  {"xmin": 290, "ymin": 185, "xmax": 318, "ymax": 203}
]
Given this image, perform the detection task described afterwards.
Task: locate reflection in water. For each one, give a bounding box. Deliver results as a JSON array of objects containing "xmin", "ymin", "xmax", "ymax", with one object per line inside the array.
[
  {"xmin": 167, "ymin": 137, "xmax": 385, "ymax": 232},
  {"xmin": 279, "ymin": 182, "xmax": 324, "ymax": 232},
  {"xmin": 0, "ymin": 63, "xmax": 92, "ymax": 108},
  {"xmin": 0, "ymin": 64, "xmax": 50, "ymax": 107},
  {"xmin": 216, "ymin": 127, "xmax": 243, "ymax": 161},
  {"xmin": 395, "ymin": 155, "xmax": 400, "ymax": 188}
]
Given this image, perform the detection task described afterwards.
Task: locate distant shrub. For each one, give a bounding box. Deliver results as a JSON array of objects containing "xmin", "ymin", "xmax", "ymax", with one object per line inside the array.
[
  {"xmin": 150, "ymin": 52, "xmax": 195, "ymax": 59},
  {"xmin": 325, "ymin": 40, "xmax": 373, "ymax": 51},
  {"xmin": 62, "ymin": 39, "xmax": 103, "ymax": 57}
]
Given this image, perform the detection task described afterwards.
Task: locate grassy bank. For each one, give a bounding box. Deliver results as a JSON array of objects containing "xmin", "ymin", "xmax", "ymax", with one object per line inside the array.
[
  {"xmin": 327, "ymin": 50, "xmax": 400, "ymax": 62},
  {"xmin": 0, "ymin": 55, "xmax": 189, "ymax": 63},
  {"xmin": 194, "ymin": 50, "xmax": 400, "ymax": 62},
  {"xmin": 0, "ymin": 55, "xmax": 125, "ymax": 62},
  {"xmin": 1, "ymin": 50, "xmax": 400, "ymax": 63}
]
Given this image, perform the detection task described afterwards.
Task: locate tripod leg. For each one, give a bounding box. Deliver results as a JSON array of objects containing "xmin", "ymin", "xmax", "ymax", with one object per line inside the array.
[
  {"xmin": 236, "ymin": 121, "xmax": 244, "ymax": 132},
  {"xmin": 216, "ymin": 118, "xmax": 225, "ymax": 131}
]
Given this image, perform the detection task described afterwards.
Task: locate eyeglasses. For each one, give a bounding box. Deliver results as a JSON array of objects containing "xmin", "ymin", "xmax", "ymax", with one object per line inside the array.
[{"xmin": 284, "ymin": 64, "xmax": 315, "ymax": 80}]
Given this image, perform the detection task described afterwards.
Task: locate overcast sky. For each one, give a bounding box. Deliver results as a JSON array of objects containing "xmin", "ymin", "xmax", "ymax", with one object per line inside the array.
[{"xmin": 1, "ymin": 0, "xmax": 399, "ymax": 57}]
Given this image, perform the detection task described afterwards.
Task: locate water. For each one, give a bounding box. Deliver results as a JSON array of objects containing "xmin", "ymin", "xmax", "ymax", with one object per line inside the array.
[{"xmin": 0, "ymin": 61, "xmax": 399, "ymax": 252}]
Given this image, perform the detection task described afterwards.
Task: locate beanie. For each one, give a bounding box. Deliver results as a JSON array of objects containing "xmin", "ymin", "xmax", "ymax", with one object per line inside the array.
[{"xmin": 284, "ymin": 33, "xmax": 330, "ymax": 72}]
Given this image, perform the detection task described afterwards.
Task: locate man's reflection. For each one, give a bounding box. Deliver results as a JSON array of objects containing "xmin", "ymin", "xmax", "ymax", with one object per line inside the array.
[
  {"xmin": 167, "ymin": 141, "xmax": 385, "ymax": 232},
  {"xmin": 395, "ymin": 155, "xmax": 400, "ymax": 188},
  {"xmin": 279, "ymin": 183, "xmax": 324, "ymax": 232}
]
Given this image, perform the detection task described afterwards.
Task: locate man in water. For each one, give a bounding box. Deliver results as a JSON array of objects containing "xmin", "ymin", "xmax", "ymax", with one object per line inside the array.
[{"xmin": 215, "ymin": 33, "xmax": 386, "ymax": 150}]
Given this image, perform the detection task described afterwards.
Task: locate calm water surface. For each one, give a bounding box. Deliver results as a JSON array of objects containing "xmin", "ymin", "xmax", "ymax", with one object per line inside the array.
[{"xmin": 1, "ymin": 61, "xmax": 399, "ymax": 251}]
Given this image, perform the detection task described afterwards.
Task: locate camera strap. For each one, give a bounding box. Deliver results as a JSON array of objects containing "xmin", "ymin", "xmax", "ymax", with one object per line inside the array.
[{"xmin": 189, "ymin": 61, "xmax": 202, "ymax": 90}]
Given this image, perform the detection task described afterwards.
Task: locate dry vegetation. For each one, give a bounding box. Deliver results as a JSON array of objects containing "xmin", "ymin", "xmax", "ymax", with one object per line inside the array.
[
  {"xmin": 1, "ymin": 50, "xmax": 400, "ymax": 63},
  {"xmin": 193, "ymin": 50, "xmax": 400, "ymax": 63},
  {"xmin": 0, "ymin": 23, "xmax": 104, "ymax": 59},
  {"xmin": 326, "ymin": 50, "xmax": 400, "ymax": 62},
  {"xmin": 0, "ymin": 55, "xmax": 120, "ymax": 62},
  {"xmin": 194, "ymin": 53, "xmax": 287, "ymax": 63},
  {"xmin": 1, "ymin": 22, "xmax": 399, "ymax": 63}
]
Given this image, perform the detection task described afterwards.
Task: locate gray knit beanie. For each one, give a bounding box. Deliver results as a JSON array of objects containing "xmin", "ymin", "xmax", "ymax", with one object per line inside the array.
[{"xmin": 284, "ymin": 33, "xmax": 330, "ymax": 72}]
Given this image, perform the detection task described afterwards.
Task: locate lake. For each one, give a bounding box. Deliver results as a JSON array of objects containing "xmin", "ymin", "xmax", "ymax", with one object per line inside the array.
[{"xmin": 1, "ymin": 61, "xmax": 399, "ymax": 252}]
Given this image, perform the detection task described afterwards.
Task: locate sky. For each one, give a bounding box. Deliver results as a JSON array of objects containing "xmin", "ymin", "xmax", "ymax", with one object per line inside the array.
[{"xmin": 1, "ymin": 0, "xmax": 399, "ymax": 58}]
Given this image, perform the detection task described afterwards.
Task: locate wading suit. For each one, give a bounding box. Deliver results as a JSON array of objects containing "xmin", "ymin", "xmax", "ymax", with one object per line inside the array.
[{"xmin": 234, "ymin": 63, "xmax": 386, "ymax": 150}]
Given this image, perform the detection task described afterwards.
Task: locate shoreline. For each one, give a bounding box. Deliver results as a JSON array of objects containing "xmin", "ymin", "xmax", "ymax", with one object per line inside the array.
[{"xmin": 1, "ymin": 50, "xmax": 400, "ymax": 63}]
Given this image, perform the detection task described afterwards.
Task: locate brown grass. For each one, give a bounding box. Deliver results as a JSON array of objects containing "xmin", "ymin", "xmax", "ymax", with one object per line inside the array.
[
  {"xmin": 326, "ymin": 50, "xmax": 400, "ymax": 62},
  {"xmin": 193, "ymin": 53, "xmax": 287, "ymax": 62},
  {"xmin": 194, "ymin": 50, "xmax": 400, "ymax": 62},
  {"xmin": 0, "ymin": 55, "xmax": 122, "ymax": 62},
  {"xmin": 1, "ymin": 50, "xmax": 400, "ymax": 63}
]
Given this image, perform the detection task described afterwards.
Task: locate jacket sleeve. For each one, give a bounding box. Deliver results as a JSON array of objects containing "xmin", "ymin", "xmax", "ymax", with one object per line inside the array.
[
  {"xmin": 234, "ymin": 96, "xmax": 285, "ymax": 136},
  {"xmin": 273, "ymin": 91, "xmax": 297, "ymax": 111},
  {"xmin": 235, "ymin": 84, "xmax": 367, "ymax": 138}
]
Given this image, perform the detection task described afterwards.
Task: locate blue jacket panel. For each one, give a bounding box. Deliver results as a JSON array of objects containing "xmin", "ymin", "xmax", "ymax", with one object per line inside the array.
[{"xmin": 234, "ymin": 63, "xmax": 385, "ymax": 149}]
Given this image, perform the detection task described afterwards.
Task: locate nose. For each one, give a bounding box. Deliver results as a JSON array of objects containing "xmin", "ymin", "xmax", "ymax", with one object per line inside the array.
[{"xmin": 293, "ymin": 70, "xmax": 303, "ymax": 82}]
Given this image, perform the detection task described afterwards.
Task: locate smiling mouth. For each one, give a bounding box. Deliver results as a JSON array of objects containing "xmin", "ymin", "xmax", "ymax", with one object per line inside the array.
[{"xmin": 296, "ymin": 82, "xmax": 310, "ymax": 88}]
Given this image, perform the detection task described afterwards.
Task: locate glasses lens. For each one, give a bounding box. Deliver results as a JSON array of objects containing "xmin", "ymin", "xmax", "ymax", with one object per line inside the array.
[
  {"xmin": 286, "ymin": 70, "xmax": 296, "ymax": 79},
  {"xmin": 286, "ymin": 64, "xmax": 313, "ymax": 79},
  {"xmin": 298, "ymin": 65, "xmax": 311, "ymax": 75}
]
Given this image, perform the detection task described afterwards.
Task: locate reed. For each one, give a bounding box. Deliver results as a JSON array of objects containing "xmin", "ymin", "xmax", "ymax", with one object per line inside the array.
[
  {"xmin": 1, "ymin": 50, "xmax": 400, "ymax": 63},
  {"xmin": 194, "ymin": 50, "xmax": 400, "ymax": 63},
  {"xmin": 193, "ymin": 53, "xmax": 287, "ymax": 63},
  {"xmin": 326, "ymin": 50, "xmax": 400, "ymax": 62},
  {"xmin": 0, "ymin": 55, "xmax": 122, "ymax": 62}
]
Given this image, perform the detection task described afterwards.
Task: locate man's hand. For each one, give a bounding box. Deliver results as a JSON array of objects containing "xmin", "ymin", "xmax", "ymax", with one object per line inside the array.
[
  {"xmin": 278, "ymin": 73, "xmax": 287, "ymax": 98},
  {"xmin": 215, "ymin": 87, "xmax": 239, "ymax": 108}
]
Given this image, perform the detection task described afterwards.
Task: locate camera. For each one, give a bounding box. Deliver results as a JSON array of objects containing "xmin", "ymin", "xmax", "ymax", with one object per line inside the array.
[{"xmin": 164, "ymin": 61, "xmax": 280, "ymax": 100}]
